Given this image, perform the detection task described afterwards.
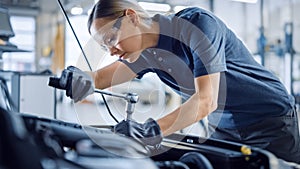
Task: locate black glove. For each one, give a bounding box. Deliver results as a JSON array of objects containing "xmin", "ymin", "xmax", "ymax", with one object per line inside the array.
[
  {"xmin": 60, "ymin": 66, "xmax": 94, "ymax": 103},
  {"xmin": 114, "ymin": 118, "xmax": 163, "ymax": 147}
]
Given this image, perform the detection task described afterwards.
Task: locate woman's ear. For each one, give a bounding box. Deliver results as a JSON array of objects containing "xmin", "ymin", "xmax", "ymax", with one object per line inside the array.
[{"xmin": 125, "ymin": 8, "xmax": 140, "ymax": 26}]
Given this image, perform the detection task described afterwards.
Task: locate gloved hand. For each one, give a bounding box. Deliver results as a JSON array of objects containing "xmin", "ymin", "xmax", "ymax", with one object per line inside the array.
[
  {"xmin": 114, "ymin": 118, "xmax": 163, "ymax": 147},
  {"xmin": 60, "ymin": 66, "xmax": 95, "ymax": 103}
]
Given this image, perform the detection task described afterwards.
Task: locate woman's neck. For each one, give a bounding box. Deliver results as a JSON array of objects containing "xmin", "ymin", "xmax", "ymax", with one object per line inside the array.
[{"xmin": 140, "ymin": 20, "xmax": 160, "ymax": 49}]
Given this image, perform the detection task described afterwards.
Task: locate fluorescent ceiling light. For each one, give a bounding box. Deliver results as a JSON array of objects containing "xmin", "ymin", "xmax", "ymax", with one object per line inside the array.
[
  {"xmin": 87, "ymin": 8, "xmax": 93, "ymax": 15},
  {"xmin": 232, "ymin": 0, "xmax": 258, "ymax": 3},
  {"xmin": 71, "ymin": 6, "xmax": 83, "ymax": 15},
  {"xmin": 138, "ymin": 2, "xmax": 171, "ymax": 12}
]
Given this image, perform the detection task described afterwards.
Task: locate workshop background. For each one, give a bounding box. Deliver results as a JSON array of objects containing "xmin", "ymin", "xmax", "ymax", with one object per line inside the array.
[{"xmin": 1, "ymin": 0, "xmax": 300, "ymax": 137}]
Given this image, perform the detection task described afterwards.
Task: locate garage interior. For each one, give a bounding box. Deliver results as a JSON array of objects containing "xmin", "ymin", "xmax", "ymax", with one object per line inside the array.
[{"xmin": 1, "ymin": 0, "xmax": 300, "ymax": 168}]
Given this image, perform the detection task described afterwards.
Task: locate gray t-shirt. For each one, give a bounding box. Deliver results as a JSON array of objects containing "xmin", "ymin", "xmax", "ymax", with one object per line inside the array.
[{"xmin": 119, "ymin": 7, "xmax": 295, "ymax": 128}]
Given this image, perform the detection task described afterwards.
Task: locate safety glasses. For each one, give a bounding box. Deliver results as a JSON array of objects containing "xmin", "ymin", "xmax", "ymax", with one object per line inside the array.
[{"xmin": 94, "ymin": 15, "xmax": 124, "ymax": 52}]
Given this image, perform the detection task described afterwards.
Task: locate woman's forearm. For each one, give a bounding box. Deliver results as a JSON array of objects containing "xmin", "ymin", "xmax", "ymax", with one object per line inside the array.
[{"xmin": 157, "ymin": 92, "xmax": 217, "ymax": 136}]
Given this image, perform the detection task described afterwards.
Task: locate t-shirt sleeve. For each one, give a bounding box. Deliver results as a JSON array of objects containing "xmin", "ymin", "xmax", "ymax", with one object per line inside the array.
[{"xmin": 182, "ymin": 12, "xmax": 227, "ymax": 77}]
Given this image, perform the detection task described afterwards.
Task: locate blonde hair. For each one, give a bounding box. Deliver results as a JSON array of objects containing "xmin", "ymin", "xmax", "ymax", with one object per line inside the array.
[{"xmin": 87, "ymin": 0, "xmax": 151, "ymax": 34}]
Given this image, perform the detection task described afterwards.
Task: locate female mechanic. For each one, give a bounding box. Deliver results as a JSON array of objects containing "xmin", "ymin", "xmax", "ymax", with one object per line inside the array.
[{"xmin": 61, "ymin": 0, "xmax": 300, "ymax": 163}]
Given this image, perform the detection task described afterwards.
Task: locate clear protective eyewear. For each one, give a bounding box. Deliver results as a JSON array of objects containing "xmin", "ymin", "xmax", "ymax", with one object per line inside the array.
[{"xmin": 94, "ymin": 15, "xmax": 124, "ymax": 52}]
